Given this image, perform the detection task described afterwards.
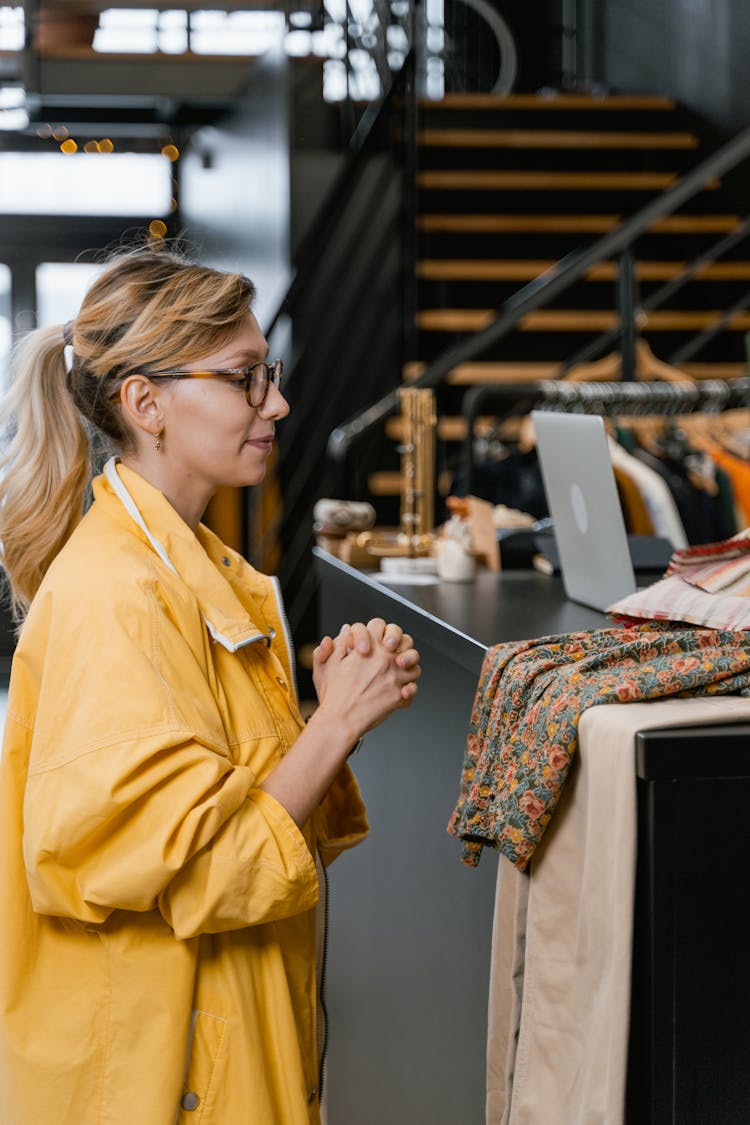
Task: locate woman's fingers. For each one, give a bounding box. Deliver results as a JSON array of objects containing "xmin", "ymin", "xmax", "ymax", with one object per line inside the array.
[
  {"xmin": 381, "ymin": 622, "xmax": 403, "ymax": 651},
  {"xmin": 333, "ymin": 621, "xmax": 418, "ymax": 676},
  {"xmin": 395, "ymin": 631, "xmax": 413, "ymax": 654},
  {"xmin": 338, "ymin": 621, "xmax": 372, "ymax": 654},
  {"xmin": 338, "ymin": 618, "xmax": 387, "ymax": 655},
  {"xmin": 318, "ymin": 630, "xmax": 423, "ymax": 733},
  {"xmin": 314, "ymin": 635, "xmax": 334, "ymax": 664},
  {"xmin": 400, "ymin": 681, "xmax": 419, "ymax": 703}
]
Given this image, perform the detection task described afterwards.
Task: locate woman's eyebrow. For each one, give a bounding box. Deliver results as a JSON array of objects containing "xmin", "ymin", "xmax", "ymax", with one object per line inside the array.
[{"xmin": 224, "ymin": 348, "xmax": 269, "ymax": 366}]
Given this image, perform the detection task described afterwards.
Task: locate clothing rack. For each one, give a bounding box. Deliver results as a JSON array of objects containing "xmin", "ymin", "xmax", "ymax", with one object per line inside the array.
[{"xmin": 461, "ymin": 378, "xmax": 750, "ymax": 495}]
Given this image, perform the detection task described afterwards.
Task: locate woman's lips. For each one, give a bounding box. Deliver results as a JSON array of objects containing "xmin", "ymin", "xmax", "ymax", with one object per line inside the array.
[{"xmin": 246, "ymin": 435, "xmax": 274, "ymax": 451}]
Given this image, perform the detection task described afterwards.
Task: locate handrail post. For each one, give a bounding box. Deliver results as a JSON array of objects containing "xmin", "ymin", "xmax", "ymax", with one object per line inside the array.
[
  {"xmin": 402, "ymin": 49, "xmax": 419, "ymax": 366},
  {"xmin": 618, "ymin": 248, "xmax": 637, "ymax": 381}
]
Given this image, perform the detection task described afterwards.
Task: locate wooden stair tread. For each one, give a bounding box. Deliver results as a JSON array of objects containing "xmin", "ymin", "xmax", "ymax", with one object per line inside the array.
[
  {"xmin": 417, "ymin": 259, "xmax": 750, "ymax": 281},
  {"xmin": 396, "ymin": 96, "xmax": 748, "ymax": 504},
  {"xmin": 367, "ymin": 471, "xmax": 405, "ymax": 496},
  {"xmin": 417, "ymin": 129, "xmax": 698, "ymax": 149},
  {"xmin": 403, "ymin": 361, "xmax": 747, "ymax": 385},
  {"xmin": 386, "ymin": 415, "xmax": 485, "ymax": 441},
  {"xmin": 420, "ymin": 94, "xmax": 676, "ymax": 110},
  {"xmin": 368, "ymin": 470, "xmax": 453, "ymax": 497},
  {"xmin": 417, "ymin": 308, "xmax": 750, "ymax": 331},
  {"xmin": 403, "ymin": 360, "xmax": 561, "ymax": 383},
  {"xmin": 417, "ymin": 171, "xmax": 717, "ymax": 191},
  {"xmin": 679, "ymin": 363, "xmax": 749, "ymax": 378},
  {"xmin": 417, "ymin": 214, "xmax": 742, "ymax": 233}
]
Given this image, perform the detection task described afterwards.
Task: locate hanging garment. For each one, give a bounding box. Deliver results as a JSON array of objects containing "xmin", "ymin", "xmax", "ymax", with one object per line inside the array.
[
  {"xmin": 613, "ymin": 466, "xmax": 655, "ymax": 535},
  {"xmin": 607, "ymin": 439, "xmax": 688, "ymax": 548},
  {"xmin": 453, "ymin": 448, "xmax": 550, "ymax": 521},
  {"xmin": 616, "ymin": 425, "xmax": 736, "ymax": 539},
  {"xmin": 630, "ymin": 446, "xmax": 721, "ymax": 545},
  {"xmin": 448, "ymin": 624, "xmax": 750, "ymax": 871},
  {"xmin": 702, "ymin": 443, "xmax": 750, "ymax": 527},
  {"xmin": 711, "ymin": 463, "xmax": 739, "ymax": 537}
]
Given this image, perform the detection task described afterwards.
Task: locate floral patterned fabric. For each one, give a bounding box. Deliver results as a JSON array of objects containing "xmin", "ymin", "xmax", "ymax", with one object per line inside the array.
[{"xmin": 447, "ymin": 624, "xmax": 750, "ymax": 871}]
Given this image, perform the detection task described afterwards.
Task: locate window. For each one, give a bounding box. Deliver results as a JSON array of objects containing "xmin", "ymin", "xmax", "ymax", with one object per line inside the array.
[
  {"xmin": 36, "ymin": 263, "xmax": 104, "ymax": 328},
  {"xmin": 0, "ymin": 263, "xmax": 10, "ymax": 391},
  {"xmin": 0, "ymin": 153, "xmax": 171, "ymax": 215},
  {"xmin": 94, "ymin": 8, "xmax": 285, "ymax": 55},
  {"xmin": 0, "ymin": 6, "xmax": 22, "ymax": 51}
]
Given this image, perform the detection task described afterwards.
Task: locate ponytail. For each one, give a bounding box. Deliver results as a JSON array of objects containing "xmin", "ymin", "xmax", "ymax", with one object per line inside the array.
[
  {"xmin": 0, "ymin": 324, "xmax": 89, "ymax": 618},
  {"xmin": 0, "ymin": 243, "xmax": 256, "ymax": 619}
]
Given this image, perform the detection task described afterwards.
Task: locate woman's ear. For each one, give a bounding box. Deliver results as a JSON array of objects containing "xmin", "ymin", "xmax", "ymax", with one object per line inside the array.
[{"xmin": 118, "ymin": 375, "xmax": 165, "ymax": 445}]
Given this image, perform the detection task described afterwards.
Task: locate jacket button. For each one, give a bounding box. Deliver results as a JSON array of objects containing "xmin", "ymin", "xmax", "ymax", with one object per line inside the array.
[
  {"xmin": 276, "ymin": 676, "xmax": 286, "ymax": 689},
  {"xmin": 308, "ymin": 1086, "xmax": 318, "ymax": 1104},
  {"xmin": 268, "ymin": 627, "xmax": 276, "ymax": 639},
  {"xmin": 221, "ymin": 556, "xmax": 231, "ymax": 567},
  {"xmin": 181, "ymin": 1092, "xmax": 200, "ymax": 1111}
]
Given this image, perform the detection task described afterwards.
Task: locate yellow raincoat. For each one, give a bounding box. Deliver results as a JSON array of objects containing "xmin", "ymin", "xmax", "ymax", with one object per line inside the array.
[{"xmin": 0, "ymin": 460, "xmax": 368, "ymax": 1125}]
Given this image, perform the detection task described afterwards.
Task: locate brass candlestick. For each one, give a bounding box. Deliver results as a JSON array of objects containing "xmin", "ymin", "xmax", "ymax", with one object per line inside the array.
[{"xmin": 397, "ymin": 386, "xmax": 436, "ymax": 556}]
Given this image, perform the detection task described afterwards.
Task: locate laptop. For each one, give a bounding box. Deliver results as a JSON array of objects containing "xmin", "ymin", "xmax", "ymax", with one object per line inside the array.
[{"xmin": 531, "ymin": 411, "xmax": 670, "ymax": 611}]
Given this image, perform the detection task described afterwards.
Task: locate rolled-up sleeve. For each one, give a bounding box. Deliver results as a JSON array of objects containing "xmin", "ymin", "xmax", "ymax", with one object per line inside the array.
[{"xmin": 23, "ymin": 731, "xmax": 319, "ymax": 937}]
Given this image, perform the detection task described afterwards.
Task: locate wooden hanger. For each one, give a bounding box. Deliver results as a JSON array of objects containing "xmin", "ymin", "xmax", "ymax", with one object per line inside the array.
[
  {"xmin": 564, "ymin": 338, "xmax": 695, "ymax": 385},
  {"xmin": 679, "ymin": 408, "xmax": 750, "ymax": 455},
  {"xmin": 632, "ymin": 339, "xmax": 696, "ymax": 385}
]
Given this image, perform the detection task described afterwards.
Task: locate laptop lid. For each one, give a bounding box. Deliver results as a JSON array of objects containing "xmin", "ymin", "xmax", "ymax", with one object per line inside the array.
[{"xmin": 531, "ymin": 410, "xmax": 637, "ymax": 611}]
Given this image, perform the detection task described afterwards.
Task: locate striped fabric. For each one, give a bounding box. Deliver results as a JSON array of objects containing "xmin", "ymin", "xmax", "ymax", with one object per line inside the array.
[{"xmin": 609, "ymin": 526, "xmax": 750, "ymax": 628}]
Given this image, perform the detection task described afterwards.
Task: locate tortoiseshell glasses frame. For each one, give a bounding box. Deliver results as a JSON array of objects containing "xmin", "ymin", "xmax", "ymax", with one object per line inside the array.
[{"xmin": 122, "ymin": 359, "xmax": 283, "ymax": 409}]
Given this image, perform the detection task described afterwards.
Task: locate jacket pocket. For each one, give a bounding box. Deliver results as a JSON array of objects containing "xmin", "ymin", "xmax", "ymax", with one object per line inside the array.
[{"xmin": 175, "ymin": 1009, "xmax": 228, "ymax": 1123}]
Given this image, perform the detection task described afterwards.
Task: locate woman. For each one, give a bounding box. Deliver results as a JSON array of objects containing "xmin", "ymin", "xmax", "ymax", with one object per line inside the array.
[{"xmin": 0, "ymin": 245, "xmax": 421, "ymax": 1124}]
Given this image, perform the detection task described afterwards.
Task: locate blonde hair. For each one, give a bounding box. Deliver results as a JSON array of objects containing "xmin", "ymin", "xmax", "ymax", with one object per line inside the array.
[{"xmin": 0, "ymin": 245, "xmax": 256, "ymax": 617}]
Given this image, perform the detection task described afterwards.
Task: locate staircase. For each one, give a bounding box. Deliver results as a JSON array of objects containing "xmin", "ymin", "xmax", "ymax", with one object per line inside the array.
[{"xmin": 375, "ymin": 92, "xmax": 750, "ymax": 503}]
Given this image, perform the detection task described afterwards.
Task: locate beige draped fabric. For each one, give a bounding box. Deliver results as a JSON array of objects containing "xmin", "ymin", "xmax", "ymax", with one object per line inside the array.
[{"xmin": 486, "ymin": 695, "xmax": 750, "ymax": 1125}]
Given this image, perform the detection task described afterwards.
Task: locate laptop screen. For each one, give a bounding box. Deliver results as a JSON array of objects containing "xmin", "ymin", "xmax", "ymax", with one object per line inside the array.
[{"xmin": 531, "ymin": 411, "xmax": 638, "ymax": 611}]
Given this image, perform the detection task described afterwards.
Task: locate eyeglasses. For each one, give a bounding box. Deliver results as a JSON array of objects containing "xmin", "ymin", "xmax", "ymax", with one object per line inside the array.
[{"xmin": 136, "ymin": 359, "xmax": 283, "ymax": 409}]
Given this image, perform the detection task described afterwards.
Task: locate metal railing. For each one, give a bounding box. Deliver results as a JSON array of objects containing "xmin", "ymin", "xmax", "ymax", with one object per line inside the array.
[
  {"xmin": 559, "ymin": 216, "xmax": 750, "ymax": 373},
  {"xmin": 460, "ymin": 378, "xmax": 750, "ymax": 493},
  {"xmin": 327, "ymin": 121, "xmax": 750, "ymax": 472}
]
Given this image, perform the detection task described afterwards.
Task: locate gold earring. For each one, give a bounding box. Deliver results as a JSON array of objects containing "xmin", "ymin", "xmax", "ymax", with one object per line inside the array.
[{"xmin": 154, "ymin": 429, "xmax": 163, "ymax": 452}]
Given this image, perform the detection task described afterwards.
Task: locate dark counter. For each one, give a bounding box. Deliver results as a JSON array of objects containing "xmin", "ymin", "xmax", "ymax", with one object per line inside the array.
[
  {"xmin": 313, "ymin": 547, "xmax": 609, "ymax": 673},
  {"xmin": 314, "ymin": 547, "xmax": 608, "ymax": 1125},
  {"xmin": 315, "ymin": 547, "xmax": 750, "ymax": 1125}
]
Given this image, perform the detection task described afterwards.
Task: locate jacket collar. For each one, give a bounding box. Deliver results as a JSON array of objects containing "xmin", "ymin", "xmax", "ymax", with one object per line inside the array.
[{"xmin": 99, "ymin": 458, "xmax": 272, "ymax": 653}]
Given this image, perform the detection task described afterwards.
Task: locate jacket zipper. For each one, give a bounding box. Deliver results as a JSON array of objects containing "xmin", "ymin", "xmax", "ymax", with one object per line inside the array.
[
  {"xmin": 270, "ymin": 576, "xmax": 299, "ymax": 700},
  {"xmin": 318, "ymin": 854, "xmax": 330, "ymax": 1101}
]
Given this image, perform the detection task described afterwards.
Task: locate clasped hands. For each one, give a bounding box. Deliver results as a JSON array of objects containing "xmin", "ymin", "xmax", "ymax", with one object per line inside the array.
[{"xmin": 312, "ymin": 617, "xmax": 422, "ymax": 738}]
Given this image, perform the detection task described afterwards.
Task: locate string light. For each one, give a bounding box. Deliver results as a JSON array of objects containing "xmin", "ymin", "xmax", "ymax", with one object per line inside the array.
[
  {"xmin": 149, "ymin": 219, "xmax": 167, "ymax": 239},
  {"xmin": 60, "ymin": 138, "xmax": 78, "ymax": 153}
]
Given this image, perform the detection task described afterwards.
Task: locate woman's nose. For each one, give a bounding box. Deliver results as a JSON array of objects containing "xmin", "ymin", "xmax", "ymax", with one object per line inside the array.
[{"xmin": 260, "ymin": 380, "xmax": 290, "ymax": 420}]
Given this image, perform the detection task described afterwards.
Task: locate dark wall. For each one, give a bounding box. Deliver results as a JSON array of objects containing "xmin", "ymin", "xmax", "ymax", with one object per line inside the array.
[
  {"xmin": 594, "ymin": 0, "xmax": 750, "ymax": 135},
  {"xmin": 179, "ymin": 48, "xmax": 291, "ymax": 329},
  {"xmin": 498, "ymin": 0, "xmax": 566, "ymax": 91}
]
